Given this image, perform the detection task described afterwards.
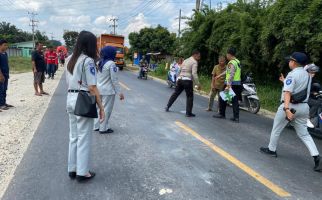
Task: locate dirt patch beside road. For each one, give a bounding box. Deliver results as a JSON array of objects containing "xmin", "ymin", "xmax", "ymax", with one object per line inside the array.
[{"xmin": 0, "ymin": 68, "xmax": 63, "ymax": 199}]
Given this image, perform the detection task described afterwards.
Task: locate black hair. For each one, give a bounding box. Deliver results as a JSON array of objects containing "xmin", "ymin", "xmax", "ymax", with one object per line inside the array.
[
  {"xmin": 192, "ymin": 49, "xmax": 200, "ymax": 55},
  {"xmin": 227, "ymin": 47, "xmax": 236, "ymax": 56},
  {"xmin": 67, "ymin": 31, "xmax": 97, "ymax": 74},
  {"xmin": 0, "ymin": 39, "xmax": 8, "ymax": 45}
]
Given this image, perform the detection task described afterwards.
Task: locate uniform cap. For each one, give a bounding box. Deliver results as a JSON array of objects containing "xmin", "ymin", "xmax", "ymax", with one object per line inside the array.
[{"xmin": 285, "ymin": 52, "xmax": 308, "ymax": 65}]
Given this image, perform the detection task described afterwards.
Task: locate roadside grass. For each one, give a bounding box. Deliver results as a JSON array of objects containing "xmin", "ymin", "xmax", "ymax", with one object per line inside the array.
[
  {"xmin": 149, "ymin": 65, "xmax": 280, "ymax": 112},
  {"xmin": 9, "ymin": 56, "xmax": 32, "ymax": 74}
]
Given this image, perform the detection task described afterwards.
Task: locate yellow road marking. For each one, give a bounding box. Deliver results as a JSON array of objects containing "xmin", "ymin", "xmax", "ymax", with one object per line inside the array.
[
  {"xmin": 175, "ymin": 121, "xmax": 291, "ymax": 198},
  {"xmin": 119, "ymin": 82, "xmax": 131, "ymax": 91}
]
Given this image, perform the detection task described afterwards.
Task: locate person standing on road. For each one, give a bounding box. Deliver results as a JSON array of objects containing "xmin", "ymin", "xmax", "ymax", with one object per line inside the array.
[
  {"xmin": 165, "ymin": 50, "xmax": 201, "ymax": 117},
  {"xmin": 65, "ymin": 31, "xmax": 105, "ymax": 182},
  {"xmin": 93, "ymin": 46, "xmax": 125, "ymax": 134},
  {"xmin": 0, "ymin": 39, "xmax": 14, "ymax": 111},
  {"xmin": 260, "ymin": 52, "xmax": 321, "ymax": 172},
  {"xmin": 45, "ymin": 46, "xmax": 58, "ymax": 79},
  {"xmin": 205, "ymin": 56, "xmax": 226, "ymax": 112},
  {"xmin": 32, "ymin": 42, "xmax": 49, "ymax": 96},
  {"xmin": 213, "ymin": 47, "xmax": 242, "ymax": 123}
]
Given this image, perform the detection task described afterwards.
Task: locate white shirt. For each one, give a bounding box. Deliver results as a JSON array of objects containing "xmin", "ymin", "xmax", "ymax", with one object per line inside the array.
[
  {"xmin": 97, "ymin": 61, "xmax": 121, "ymax": 95},
  {"xmin": 281, "ymin": 67, "xmax": 311, "ymax": 102},
  {"xmin": 65, "ymin": 54, "xmax": 97, "ymax": 113}
]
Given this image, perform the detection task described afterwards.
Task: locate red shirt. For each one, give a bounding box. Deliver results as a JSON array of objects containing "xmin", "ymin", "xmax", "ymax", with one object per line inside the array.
[{"xmin": 45, "ymin": 51, "xmax": 57, "ymax": 64}]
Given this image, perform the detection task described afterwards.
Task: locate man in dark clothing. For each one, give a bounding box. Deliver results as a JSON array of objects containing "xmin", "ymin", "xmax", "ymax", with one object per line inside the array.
[
  {"xmin": 0, "ymin": 39, "xmax": 14, "ymax": 111},
  {"xmin": 32, "ymin": 42, "xmax": 49, "ymax": 96}
]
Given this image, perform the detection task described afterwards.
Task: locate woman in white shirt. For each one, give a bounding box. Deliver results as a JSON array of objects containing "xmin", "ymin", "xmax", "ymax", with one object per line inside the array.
[
  {"xmin": 94, "ymin": 46, "xmax": 124, "ymax": 134},
  {"xmin": 65, "ymin": 31, "xmax": 105, "ymax": 182}
]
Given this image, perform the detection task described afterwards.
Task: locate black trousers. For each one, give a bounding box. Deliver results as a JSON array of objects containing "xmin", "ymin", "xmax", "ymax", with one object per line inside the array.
[
  {"xmin": 167, "ymin": 79, "xmax": 194, "ymax": 114},
  {"xmin": 219, "ymin": 85, "xmax": 242, "ymax": 119}
]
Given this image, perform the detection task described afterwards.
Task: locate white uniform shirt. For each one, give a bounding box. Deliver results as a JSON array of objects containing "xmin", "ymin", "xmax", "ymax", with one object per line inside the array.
[
  {"xmin": 97, "ymin": 61, "xmax": 121, "ymax": 95},
  {"xmin": 178, "ymin": 56, "xmax": 200, "ymax": 85},
  {"xmin": 65, "ymin": 54, "xmax": 97, "ymax": 113},
  {"xmin": 281, "ymin": 67, "xmax": 311, "ymax": 102}
]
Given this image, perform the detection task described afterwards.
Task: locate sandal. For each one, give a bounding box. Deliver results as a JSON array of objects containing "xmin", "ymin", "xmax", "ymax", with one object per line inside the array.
[
  {"xmin": 76, "ymin": 171, "xmax": 96, "ymax": 182},
  {"xmin": 41, "ymin": 92, "xmax": 49, "ymax": 95}
]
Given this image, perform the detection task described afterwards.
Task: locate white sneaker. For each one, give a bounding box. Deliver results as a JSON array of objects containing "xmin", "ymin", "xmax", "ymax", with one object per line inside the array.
[{"xmin": 307, "ymin": 119, "xmax": 315, "ymax": 128}]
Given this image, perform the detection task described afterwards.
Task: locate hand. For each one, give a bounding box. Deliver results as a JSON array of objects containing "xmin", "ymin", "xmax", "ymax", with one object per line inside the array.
[
  {"xmin": 99, "ymin": 108, "xmax": 105, "ymax": 123},
  {"xmin": 195, "ymin": 85, "xmax": 201, "ymax": 90},
  {"xmin": 119, "ymin": 93, "xmax": 125, "ymax": 100},
  {"xmin": 285, "ymin": 110, "xmax": 294, "ymax": 121},
  {"xmin": 279, "ymin": 73, "xmax": 285, "ymax": 82},
  {"xmin": 33, "ymin": 68, "xmax": 37, "ymax": 73},
  {"xmin": 215, "ymin": 75, "xmax": 220, "ymax": 80},
  {"xmin": 225, "ymin": 85, "xmax": 230, "ymax": 91}
]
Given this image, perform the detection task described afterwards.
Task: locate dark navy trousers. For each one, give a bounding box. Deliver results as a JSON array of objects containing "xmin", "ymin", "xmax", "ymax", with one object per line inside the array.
[{"xmin": 0, "ymin": 78, "xmax": 8, "ymax": 106}]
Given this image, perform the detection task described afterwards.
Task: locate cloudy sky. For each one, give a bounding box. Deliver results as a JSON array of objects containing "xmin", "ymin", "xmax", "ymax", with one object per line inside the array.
[{"xmin": 0, "ymin": 0, "xmax": 234, "ymax": 46}]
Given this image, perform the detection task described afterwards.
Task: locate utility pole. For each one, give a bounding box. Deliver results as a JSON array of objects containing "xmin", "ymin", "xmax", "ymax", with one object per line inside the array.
[
  {"xmin": 109, "ymin": 17, "xmax": 118, "ymax": 35},
  {"xmin": 178, "ymin": 9, "xmax": 181, "ymax": 38},
  {"xmin": 28, "ymin": 11, "xmax": 38, "ymax": 48},
  {"xmin": 50, "ymin": 32, "xmax": 54, "ymax": 40},
  {"xmin": 196, "ymin": 0, "xmax": 201, "ymax": 11},
  {"xmin": 209, "ymin": 0, "xmax": 211, "ymax": 9}
]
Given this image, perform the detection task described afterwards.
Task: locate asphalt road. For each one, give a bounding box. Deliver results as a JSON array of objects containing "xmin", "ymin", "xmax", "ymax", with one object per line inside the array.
[{"xmin": 3, "ymin": 70, "xmax": 322, "ymax": 200}]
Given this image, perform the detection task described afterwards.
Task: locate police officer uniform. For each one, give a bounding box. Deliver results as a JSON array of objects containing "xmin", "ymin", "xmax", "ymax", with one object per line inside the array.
[
  {"xmin": 65, "ymin": 54, "xmax": 97, "ymax": 176},
  {"xmin": 260, "ymin": 52, "xmax": 320, "ymax": 171},
  {"xmin": 165, "ymin": 55, "xmax": 200, "ymax": 117},
  {"xmin": 215, "ymin": 57, "xmax": 242, "ymax": 122},
  {"xmin": 94, "ymin": 60, "xmax": 121, "ymax": 133}
]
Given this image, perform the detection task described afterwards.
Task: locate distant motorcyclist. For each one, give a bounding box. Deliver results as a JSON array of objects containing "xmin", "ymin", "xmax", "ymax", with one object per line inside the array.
[{"xmin": 138, "ymin": 56, "xmax": 148, "ymax": 79}]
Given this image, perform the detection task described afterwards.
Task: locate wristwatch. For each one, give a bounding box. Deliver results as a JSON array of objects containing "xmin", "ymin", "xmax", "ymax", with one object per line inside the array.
[{"xmin": 283, "ymin": 107, "xmax": 290, "ymax": 111}]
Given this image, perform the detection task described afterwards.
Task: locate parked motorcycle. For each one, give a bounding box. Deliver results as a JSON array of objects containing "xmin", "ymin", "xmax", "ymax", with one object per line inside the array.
[
  {"xmin": 308, "ymin": 90, "xmax": 322, "ymax": 139},
  {"xmin": 240, "ymin": 73, "xmax": 260, "ymax": 114}
]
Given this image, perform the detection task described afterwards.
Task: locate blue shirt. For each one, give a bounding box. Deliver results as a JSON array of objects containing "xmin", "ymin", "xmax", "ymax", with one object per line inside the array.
[{"xmin": 0, "ymin": 52, "xmax": 9, "ymax": 79}]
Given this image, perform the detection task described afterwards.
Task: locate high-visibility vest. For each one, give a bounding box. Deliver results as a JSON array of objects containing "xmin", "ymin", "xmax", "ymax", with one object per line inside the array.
[{"xmin": 226, "ymin": 59, "xmax": 241, "ymax": 85}]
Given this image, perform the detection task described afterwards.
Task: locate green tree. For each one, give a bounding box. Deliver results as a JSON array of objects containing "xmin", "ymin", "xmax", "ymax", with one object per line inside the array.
[
  {"xmin": 128, "ymin": 25, "xmax": 176, "ymax": 55},
  {"xmin": 63, "ymin": 31, "xmax": 79, "ymax": 51}
]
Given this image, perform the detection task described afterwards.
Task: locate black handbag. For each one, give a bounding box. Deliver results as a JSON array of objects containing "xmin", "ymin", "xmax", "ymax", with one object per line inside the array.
[
  {"xmin": 291, "ymin": 76, "xmax": 311, "ymax": 103},
  {"xmin": 74, "ymin": 58, "xmax": 98, "ymax": 118}
]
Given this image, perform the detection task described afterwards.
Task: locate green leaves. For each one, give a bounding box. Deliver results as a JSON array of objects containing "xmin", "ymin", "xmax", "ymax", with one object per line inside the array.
[
  {"xmin": 179, "ymin": 0, "xmax": 322, "ymax": 82},
  {"xmin": 128, "ymin": 25, "xmax": 176, "ymax": 55},
  {"xmin": 63, "ymin": 31, "xmax": 79, "ymax": 52}
]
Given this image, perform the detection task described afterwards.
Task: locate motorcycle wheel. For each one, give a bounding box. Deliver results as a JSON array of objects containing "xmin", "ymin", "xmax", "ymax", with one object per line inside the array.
[
  {"xmin": 248, "ymin": 99, "xmax": 260, "ymax": 114},
  {"xmin": 308, "ymin": 128, "xmax": 322, "ymax": 139}
]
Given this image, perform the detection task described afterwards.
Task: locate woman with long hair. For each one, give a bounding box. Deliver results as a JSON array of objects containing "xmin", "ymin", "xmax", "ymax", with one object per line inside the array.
[
  {"xmin": 65, "ymin": 31, "xmax": 105, "ymax": 182},
  {"xmin": 94, "ymin": 46, "xmax": 124, "ymax": 134}
]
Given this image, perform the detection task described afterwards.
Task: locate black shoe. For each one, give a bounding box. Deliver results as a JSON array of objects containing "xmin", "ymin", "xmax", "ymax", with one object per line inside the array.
[
  {"xmin": 99, "ymin": 129, "xmax": 114, "ymax": 134},
  {"xmin": 230, "ymin": 117, "xmax": 239, "ymax": 123},
  {"xmin": 165, "ymin": 107, "xmax": 169, "ymax": 112},
  {"xmin": 93, "ymin": 128, "xmax": 99, "ymax": 131},
  {"xmin": 76, "ymin": 171, "xmax": 96, "ymax": 182},
  {"xmin": 314, "ymin": 156, "xmax": 322, "ymax": 172},
  {"xmin": 186, "ymin": 113, "xmax": 196, "ymax": 117},
  {"xmin": 213, "ymin": 114, "xmax": 225, "ymax": 119},
  {"xmin": 69, "ymin": 172, "xmax": 76, "ymax": 179},
  {"xmin": 260, "ymin": 147, "xmax": 277, "ymax": 157}
]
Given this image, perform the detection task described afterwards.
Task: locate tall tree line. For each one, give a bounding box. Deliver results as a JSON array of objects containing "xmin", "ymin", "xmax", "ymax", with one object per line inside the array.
[
  {"xmin": 0, "ymin": 22, "xmax": 48, "ymax": 44},
  {"xmin": 179, "ymin": 0, "xmax": 322, "ymax": 82}
]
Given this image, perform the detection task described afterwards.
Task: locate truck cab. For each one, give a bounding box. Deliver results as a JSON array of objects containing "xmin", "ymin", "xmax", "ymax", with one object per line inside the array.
[{"xmin": 97, "ymin": 34, "xmax": 126, "ymax": 70}]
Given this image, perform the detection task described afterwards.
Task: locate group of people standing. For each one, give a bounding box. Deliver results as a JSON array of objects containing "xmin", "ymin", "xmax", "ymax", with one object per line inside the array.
[
  {"xmin": 65, "ymin": 31, "xmax": 124, "ymax": 182},
  {"xmin": 165, "ymin": 49, "xmax": 321, "ymax": 172},
  {"xmin": 165, "ymin": 47, "xmax": 242, "ymax": 121}
]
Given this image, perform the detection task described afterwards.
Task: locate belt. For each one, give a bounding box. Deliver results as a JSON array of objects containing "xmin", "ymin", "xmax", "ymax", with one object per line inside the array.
[
  {"xmin": 281, "ymin": 101, "xmax": 307, "ymax": 104},
  {"xmin": 68, "ymin": 89, "xmax": 89, "ymax": 93}
]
